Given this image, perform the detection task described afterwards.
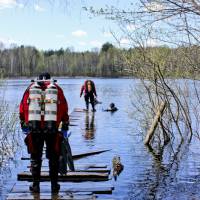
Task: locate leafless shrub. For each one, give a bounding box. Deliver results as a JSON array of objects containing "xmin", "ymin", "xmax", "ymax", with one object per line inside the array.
[{"xmin": 0, "ymin": 81, "xmax": 22, "ymax": 166}]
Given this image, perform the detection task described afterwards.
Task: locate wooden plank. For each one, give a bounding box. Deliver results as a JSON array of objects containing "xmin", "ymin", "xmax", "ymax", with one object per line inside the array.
[
  {"xmin": 27, "ymin": 164, "xmax": 108, "ymax": 169},
  {"xmin": 69, "ymin": 124, "xmax": 78, "ymax": 127},
  {"xmin": 7, "ymin": 193, "xmax": 96, "ymax": 200},
  {"xmin": 73, "ymin": 108, "xmax": 87, "ymax": 112},
  {"xmin": 69, "ymin": 115, "xmax": 81, "ymax": 118},
  {"xmin": 24, "ymin": 167, "xmax": 111, "ymax": 174},
  {"xmin": 7, "ymin": 194, "xmax": 114, "ymax": 200},
  {"xmin": 17, "ymin": 171, "xmax": 109, "ymax": 182},
  {"xmin": 69, "ymin": 118, "xmax": 80, "ymax": 121},
  {"xmin": 21, "ymin": 149, "xmax": 111, "ymax": 160},
  {"xmin": 11, "ymin": 185, "xmax": 113, "ymax": 194},
  {"xmin": 75, "ymin": 164, "xmax": 108, "ymax": 168},
  {"xmin": 72, "ymin": 149, "xmax": 111, "ymax": 159}
]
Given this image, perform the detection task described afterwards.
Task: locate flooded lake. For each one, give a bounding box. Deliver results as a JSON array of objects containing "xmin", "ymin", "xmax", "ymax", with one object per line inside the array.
[{"xmin": 1, "ymin": 78, "xmax": 200, "ymax": 200}]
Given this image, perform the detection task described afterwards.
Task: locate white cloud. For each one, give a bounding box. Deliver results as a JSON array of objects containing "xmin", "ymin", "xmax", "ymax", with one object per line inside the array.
[
  {"xmin": 0, "ymin": 36, "xmax": 18, "ymax": 47},
  {"xmin": 0, "ymin": 0, "xmax": 24, "ymax": 9},
  {"xmin": 78, "ymin": 41, "xmax": 86, "ymax": 46},
  {"xmin": 90, "ymin": 40, "xmax": 102, "ymax": 47},
  {"xmin": 103, "ymin": 31, "xmax": 112, "ymax": 38},
  {"xmin": 72, "ymin": 30, "xmax": 87, "ymax": 37},
  {"xmin": 120, "ymin": 38, "xmax": 130, "ymax": 45},
  {"xmin": 34, "ymin": 4, "xmax": 45, "ymax": 12},
  {"xmin": 126, "ymin": 24, "xmax": 138, "ymax": 31},
  {"xmin": 145, "ymin": 2, "xmax": 165, "ymax": 12},
  {"xmin": 0, "ymin": 0, "xmax": 16, "ymax": 9},
  {"xmin": 146, "ymin": 39, "xmax": 160, "ymax": 47}
]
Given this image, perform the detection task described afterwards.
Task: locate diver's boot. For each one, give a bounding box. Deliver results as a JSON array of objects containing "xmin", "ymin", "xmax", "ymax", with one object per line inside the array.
[
  {"xmin": 91, "ymin": 103, "xmax": 96, "ymax": 112},
  {"xmin": 50, "ymin": 158, "xmax": 60, "ymax": 193},
  {"xmin": 86, "ymin": 104, "xmax": 89, "ymax": 111},
  {"xmin": 51, "ymin": 182, "xmax": 60, "ymax": 193},
  {"xmin": 30, "ymin": 159, "xmax": 41, "ymax": 193},
  {"xmin": 51, "ymin": 174, "xmax": 60, "ymax": 193},
  {"xmin": 29, "ymin": 182, "xmax": 40, "ymax": 193}
]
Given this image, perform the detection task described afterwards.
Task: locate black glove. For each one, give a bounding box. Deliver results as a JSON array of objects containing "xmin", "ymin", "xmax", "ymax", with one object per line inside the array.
[{"xmin": 61, "ymin": 122, "xmax": 69, "ymax": 131}]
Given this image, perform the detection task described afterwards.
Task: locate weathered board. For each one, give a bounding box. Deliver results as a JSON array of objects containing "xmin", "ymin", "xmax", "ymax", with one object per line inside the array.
[
  {"xmin": 73, "ymin": 108, "xmax": 88, "ymax": 112},
  {"xmin": 10, "ymin": 185, "xmax": 113, "ymax": 194},
  {"xmin": 69, "ymin": 119, "xmax": 79, "ymax": 122},
  {"xmin": 25, "ymin": 167, "xmax": 111, "ymax": 174},
  {"xmin": 69, "ymin": 124, "xmax": 78, "ymax": 127},
  {"xmin": 7, "ymin": 194, "xmax": 95, "ymax": 200},
  {"xmin": 18, "ymin": 171, "xmax": 109, "ymax": 182},
  {"xmin": 7, "ymin": 194, "xmax": 114, "ymax": 200},
  {"xmin": 72, "ymin": 149, "xmax": 111, "ymax": 159},
  {"xmin": 28, "ymin": 164, "xmax": 108, "ymax": 168},
  {"xmin": 27, "ymin": 164, "xmax": 108, "ymax": 169}
]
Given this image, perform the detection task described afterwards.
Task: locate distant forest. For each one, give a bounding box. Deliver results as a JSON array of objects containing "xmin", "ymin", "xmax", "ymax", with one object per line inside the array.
[{"xmin": 0, "ymin": 42, "xmax": 199, "ymax": 78}]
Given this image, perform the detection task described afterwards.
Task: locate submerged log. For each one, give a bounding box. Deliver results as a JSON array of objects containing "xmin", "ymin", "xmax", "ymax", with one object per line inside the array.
[{"xmin": 144, "ymin": 101, "xmax": 167, "ymax": 145}]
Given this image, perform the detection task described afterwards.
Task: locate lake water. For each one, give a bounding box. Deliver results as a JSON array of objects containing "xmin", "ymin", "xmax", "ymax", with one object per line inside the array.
[{"xmin": 1, "ymin": 78, "xmax": 200, "ymax": 200}]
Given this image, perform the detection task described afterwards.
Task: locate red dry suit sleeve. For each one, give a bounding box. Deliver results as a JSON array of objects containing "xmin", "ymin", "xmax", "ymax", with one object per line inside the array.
[
  {"xmin": 56, "ymin": 85, "xmax": 69, "ymax": 126},
  {"xmin": 80, "ymin": 85, "xmax": 84, "ymax": 97},
  {"xmin": 19, "ymin": 87, "xmax": 30, "ymax": 124}
]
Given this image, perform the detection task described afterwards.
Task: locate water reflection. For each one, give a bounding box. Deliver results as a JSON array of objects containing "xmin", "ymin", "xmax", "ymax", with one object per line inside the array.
[
  {"xmin": 24, "ymin": 193, "xmax": 59, "ymax": 200},
  {"xmin": 84, "ymin": 112, "xmax": 96, "ymax": 140},
  {"xmin": 28, "ymin": 193, "xmax": 62, "ymax": 200},
  {"xmin": 130, "ymin": 138, "xmax": 192, "ymax": 200}
]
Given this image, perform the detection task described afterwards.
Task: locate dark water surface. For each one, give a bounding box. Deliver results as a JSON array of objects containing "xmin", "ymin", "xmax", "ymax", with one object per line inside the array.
[{"xmin": 0, "ymin": 78, "xmax": 200, "ymax": 200}]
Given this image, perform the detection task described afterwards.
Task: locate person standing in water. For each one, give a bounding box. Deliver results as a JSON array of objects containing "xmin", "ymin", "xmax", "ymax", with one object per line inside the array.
[
  {"xmin": 19, "ymin": 73, "xmax": 69, "ymax": 193},
  {"xmin": 80, "ymin": 80, "xmax": 97, "ymax": 112}
]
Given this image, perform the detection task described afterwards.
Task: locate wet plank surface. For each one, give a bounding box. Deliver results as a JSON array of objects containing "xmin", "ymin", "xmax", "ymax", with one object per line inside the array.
[
  {"xmin": 7, "ymin": 194, "xmax": 114, "ymax": 200},
  {"xmin": 25, "ymin": 167, "xmax": 111, "ymax": 173},
  {"xmin": 18, "ymin": 171, "xmax": 109, "ymax": 182},
  {"xmin": 11, "ymin": 183, "xmax": 114, "ymax": 194},
  {"xmin": 7, "ymin": 193, "xmax": 95, "ymax": 200},
  {"xmin": 7, "ymin": 182, "xmax": 114, "ymax": 199},
  {"xmin": 27, "ymin": 163, "xmax": 108, "ymax": 169}
]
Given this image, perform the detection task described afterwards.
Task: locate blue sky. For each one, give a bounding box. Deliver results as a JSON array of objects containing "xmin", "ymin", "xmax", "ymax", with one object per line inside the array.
[{"xmin": 0, "ymin": 0, "xmax": 137, "ymax": 51}]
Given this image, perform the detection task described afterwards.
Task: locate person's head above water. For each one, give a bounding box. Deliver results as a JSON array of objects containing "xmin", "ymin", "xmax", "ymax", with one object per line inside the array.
[
  {"xmin": 110, "ymin": 103, "xmax": 115, "ymax": 109},
  {"xmin": 38, "ymin": 72, "xmax": 51, "ymax": 80}
]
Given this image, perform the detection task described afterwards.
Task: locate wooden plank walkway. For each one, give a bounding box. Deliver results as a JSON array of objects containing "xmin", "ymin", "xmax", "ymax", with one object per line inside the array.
[
  {"xmin": 18, "ymin": 171, "xmax": 109, "ymax": 182},
  {"xmin": 26, "ymin": 166, "xmax": 111, "ymax": 173},
  {"xmin": 10, "ymin": 183, "xmax": 114, "ymax": 194},
  {"xmin": 7, "ymin": 108, "xmax": 114, "ymax": 200}
]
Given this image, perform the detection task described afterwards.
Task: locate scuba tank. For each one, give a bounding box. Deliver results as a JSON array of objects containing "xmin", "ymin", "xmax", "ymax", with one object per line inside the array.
[
  {"xmin": 44, "ymin": 79, "xmax": 58, "ymax": 133},
  {"xmin": 28, "ymin": 80, "xmax": 42, "ymax": 132}
]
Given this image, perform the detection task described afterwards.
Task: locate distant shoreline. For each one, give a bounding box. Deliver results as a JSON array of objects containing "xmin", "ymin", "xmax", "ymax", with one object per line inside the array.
[{"xmin": 2, "ymin": 75, "xmax": 135, "ymax": 80}]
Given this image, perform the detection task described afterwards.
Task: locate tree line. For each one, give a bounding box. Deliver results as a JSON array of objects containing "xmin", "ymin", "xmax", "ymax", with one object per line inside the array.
[{"xmin": 0, "ymin": 42, "xmax": 199, "ymax": 78}]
